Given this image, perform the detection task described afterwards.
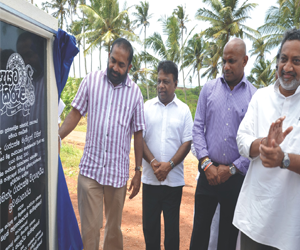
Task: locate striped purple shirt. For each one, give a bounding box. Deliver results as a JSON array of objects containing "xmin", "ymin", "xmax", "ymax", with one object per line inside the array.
[
  {"xmin": 192, "ymin": 75, "xmax": 257, "ymax": 175},
  {"xmin": 72, "ymin": 69, "xmax": 146, "ymax": 187}
]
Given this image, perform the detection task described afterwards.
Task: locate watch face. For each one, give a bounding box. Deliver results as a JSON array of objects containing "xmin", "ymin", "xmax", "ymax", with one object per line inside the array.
[
  {"xmin": 283, "ymin": 158, "xmax": 290, "ymax": 168},
  {"xmin": 282, "ymin": 153, "xmax": 290, "ymax": 168},
  {"xmin": 230, "ymin": 166, "xmax": 236, "ymax": 175}
]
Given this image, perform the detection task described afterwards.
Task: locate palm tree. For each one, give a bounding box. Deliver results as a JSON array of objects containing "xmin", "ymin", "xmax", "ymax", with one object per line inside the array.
[
  {"xmin": 145, "ymin": 16, "xmax": 180, "ymax": 64},
  {"xmin": 247, "ymin": 59, "xmax": 276, "ymax": 88},
  {"xmin": 70, "ymin": 20, "xmax": 83, "ymax": 78},
  {"xmin": 182, "ymin": 34, "xmax": 208, "ymax": 88},
  {"xmin": 67, "ymin": 0, "xmax": 78, "ymax": 77},
  {"xmin": 195, "ymin": 0, "xmax": 258, "ymax": 49},
  {"xmin": 132, "ymin": 1, "xmax": 153, "ymax": 100},
  {"xmin": 42, "ymin": 0, "xmax": 69, "ymax": 29},
  {"xmin": 201, "ymin": 41, "xmax": 222, "ymax": 80},
  {"xmin": 259, "ymin": 0, "xmax": 300, "ymax": 50},
  {"xmin": 249, "ymin": 36, "xmax": 270, "ymax": 62},
  {"xmin": 78, "ymin": 0, "xmax": 138, "ymax": 55},
  {"xmin": 173, "ymin": 5, "xmax": 189, "ymax": 102}
]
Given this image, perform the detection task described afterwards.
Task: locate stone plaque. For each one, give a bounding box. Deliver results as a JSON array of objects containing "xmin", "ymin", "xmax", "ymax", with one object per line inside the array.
[{"xmin": 0, "ymin": 20, "xmax": 47, "ymax": 250}]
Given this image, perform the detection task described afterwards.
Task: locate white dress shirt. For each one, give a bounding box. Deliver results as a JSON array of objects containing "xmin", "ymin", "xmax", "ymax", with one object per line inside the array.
[
  {"xmin": 233, "ymin": 81, "xmax": 300, "ymax": 250},
  {"xmin": 142, "ymin": 95, "xmax": 193, "ymax": 187}
]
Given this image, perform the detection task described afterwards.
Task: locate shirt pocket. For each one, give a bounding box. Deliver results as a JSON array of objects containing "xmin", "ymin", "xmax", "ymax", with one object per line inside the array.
[
  {"xmin": 167, "ymin": 118, "xmax": 183, "ymax": 141},
  {"xmin": 116, "ymin": 103, "xmax": 130, "ymax": 127}
]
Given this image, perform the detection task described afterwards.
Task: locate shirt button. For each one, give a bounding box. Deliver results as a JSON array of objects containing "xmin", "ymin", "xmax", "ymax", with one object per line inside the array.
[
  {"xmin": 228, "ymin": 108, "xmax": 230, "ymax": 110},
  {"xmin": 106, "ymin": 134, "xmax": 108, "ymax": 136},
  {"xmin": 226, "ymin": 123, "xmax": 228, "ymax": 126},
  {"xmin": 223, "ymin": 153, "xmax": 225, "ymax": 156},
  {"xmin": 105, "ymin": 150, "xmax": 107, "ymax": 152},
  {"xmin": 230, "ymin": 93, "xmax": 232, "ymax": 96},
  {"xmin": 224, "ymin": 138, "xmax": 227, "ymax": 141}
]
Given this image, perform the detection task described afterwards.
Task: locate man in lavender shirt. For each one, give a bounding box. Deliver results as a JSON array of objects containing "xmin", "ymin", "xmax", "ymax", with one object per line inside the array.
[
  {"xmin": 59, "ymin": 38, "xmax": 145, "ymax": 250},
  {"xmin": 190, "ymin": 38, "xmax": 256, "ymax": 250}
]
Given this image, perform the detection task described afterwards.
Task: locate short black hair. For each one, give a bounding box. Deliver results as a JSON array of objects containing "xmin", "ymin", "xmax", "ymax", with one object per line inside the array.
[
  {"xmin": 110, "ymin": 38, "xmax": 133, "ymax": 65},
  {"xmin": 157, "ymin": 60, "xmax": 178, "ymax": 82},
  {"xmin": 279, "ymin": 28, "xmax": 300, "ymax": 54}
]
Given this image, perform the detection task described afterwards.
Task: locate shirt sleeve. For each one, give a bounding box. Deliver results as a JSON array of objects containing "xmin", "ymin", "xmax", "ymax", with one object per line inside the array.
[
  {"xmin": 192, "ymin": 84, "xmax": 208, "ymax": 160},
  {"xmin": 182, "ymin": 106, "xmax": 193, "ymax": 143},
  {"xmin": 237, "ymin": 91, "xmax": 258, "ymax": 161},
  {"xmin": 72, "ymin": 76, "xmax": 88, "ymax": 117},
  {"xmin": 132, "ymin": 90, "xmax": 146, "ymax": 133},
  {"xmin": 233, "ymin": 156, "xmax": 250, "ymax": 175}
]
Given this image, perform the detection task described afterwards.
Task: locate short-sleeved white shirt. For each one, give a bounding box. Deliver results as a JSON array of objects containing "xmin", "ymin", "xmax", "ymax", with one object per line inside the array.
[
  {"xmin": 142, "ymin": 95, "xmax": 193, "ymax": 187},
  {"xmin": 234, "ymin": 81, "xmax": 300, "ymax": 250}
]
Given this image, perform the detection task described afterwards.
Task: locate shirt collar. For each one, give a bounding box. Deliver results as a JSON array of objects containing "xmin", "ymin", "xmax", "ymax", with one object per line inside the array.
[
  {"xmin": 154, "ymin": 94, "xmax": 179, "ymax": 106},
  {"xmin": 104, "ymin": 67, "xmax": 131, "ymax": 87},
  {"xmin": 221, "ymin": 74, "xmax": 247, "ymax": 88}
]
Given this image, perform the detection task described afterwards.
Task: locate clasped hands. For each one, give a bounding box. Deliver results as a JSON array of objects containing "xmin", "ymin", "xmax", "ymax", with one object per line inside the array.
[
  {"xmin": 150, "ymin": 159, "xmax": 172, "ymax": 182},
  {"xmin": 205, "ymin": 164, "xmax": 232, "ymax": 186},
  {"xmin": 259, "ymin": 116, "xmax": 293, "ymax": 168}
]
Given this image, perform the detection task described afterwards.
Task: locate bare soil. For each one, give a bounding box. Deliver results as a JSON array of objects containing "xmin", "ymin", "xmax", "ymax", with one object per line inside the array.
[{"xmin": 64, "ymin": 131, "xmax": 198, "ymax": 250}]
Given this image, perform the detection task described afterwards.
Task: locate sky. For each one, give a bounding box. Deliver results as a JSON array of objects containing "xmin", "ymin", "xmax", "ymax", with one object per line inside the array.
[{"xmin": 33, "ymin": 0, "xmax": 279, "ymax": 87}]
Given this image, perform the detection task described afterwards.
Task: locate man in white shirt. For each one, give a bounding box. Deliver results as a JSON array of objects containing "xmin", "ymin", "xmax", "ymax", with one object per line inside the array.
[
  {"xmin": 234, "ymin": 28, "xmax": 300, "ymax": 250},
  {"xmin": 142, "ymin": 60, "xmax": 193, "ymax": 250}
]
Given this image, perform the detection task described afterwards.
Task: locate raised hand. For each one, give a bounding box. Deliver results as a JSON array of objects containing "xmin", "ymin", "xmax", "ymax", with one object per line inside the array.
[{"xmin": 266, "ymin": 116, "xmax": 293, "ymax": 147}]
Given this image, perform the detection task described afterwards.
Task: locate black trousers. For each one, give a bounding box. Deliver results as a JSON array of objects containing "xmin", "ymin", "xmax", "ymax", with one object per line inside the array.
[
  {"xmin": 143, "ymin": 184, "xmax": 183, "ymax": 250},
  {"xmin": 241, "ymin": 233, "xmax": 279, "ymax": 250},
  {"xmin": 190, "ymin": 162, "xmax": 244, "ymax": 250}
]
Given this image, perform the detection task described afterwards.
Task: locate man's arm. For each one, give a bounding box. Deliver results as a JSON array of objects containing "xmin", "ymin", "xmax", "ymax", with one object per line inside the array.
[
  {"xmin": 143, "ymin": 140, "xmax": 160, "ymax": 172},
  {"xmin": 129, "ymin": 130, "xmax": 143, "ymax": 199},
  {"xmin": 154, "ymin": 140, "xmax": 191, "ymax": 181},
  {"xmin": 59, "ymin": 107, "xmax": 82, "ymax": 140},
  {"xmin": 260, "ymin": 144, "xmax": 300, "ymax": 175},
  {"xmin": 193, "ymin": 85, "xmax": 221, "ymax": 186}
]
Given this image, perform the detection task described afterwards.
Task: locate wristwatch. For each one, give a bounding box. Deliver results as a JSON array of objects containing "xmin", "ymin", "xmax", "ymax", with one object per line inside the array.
[
  {"xmin": 280, "ymin": 152, "xmax": 290, "ymax": 169},
  {"xmin": 169, "ymin": 160, "xmax": 175, "ymax": 169},
  {"xmin": 135, "ymin": 166, "xmax": 143, "ymax": 172},
  {"xmin": 229, "ymin": 164, "xmax": 237, "ymax": 175}
]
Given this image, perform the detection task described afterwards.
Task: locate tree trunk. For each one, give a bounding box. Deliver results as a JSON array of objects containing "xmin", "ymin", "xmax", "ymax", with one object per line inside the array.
[
  {"xmin": 181, "ymin": 29, "xmax": 187, "ymax": 103},
  {"xmin": 91, "ymin": 47, "xmax": 93, "ymax": 72},
  {"xmin": 82, "ymin": 12, "xmax": 87, "ymax": 75},
  {"xmin": 197, "ymin": 70, "xmax": 201, "ymax": 89},
  {"xmin": 78, "ymin": 43, "xmax": 81, "ymax": 78},
  {"xmin": 60, "ymin": 11, "xmax": 63, "ymax": 29},
  {"xmin": 99, "ymin": 44, "xmax": 102, "ymax": 70},
  {"xmin": 144, "ymin": 26, "xmax": 149, "ymax": 100},
  {"xmin": 70, "ymin": 9, "xmax": 76, "ymax": 78}
]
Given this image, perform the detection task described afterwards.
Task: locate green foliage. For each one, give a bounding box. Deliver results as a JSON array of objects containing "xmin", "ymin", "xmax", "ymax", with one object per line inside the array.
[
  {"xmin": 60, "ymin": 77, "xmax": 82, "ymax": 120},
  {"xmin": 60, "ymin": 141, "xmax": 83, "ymax": 177}
]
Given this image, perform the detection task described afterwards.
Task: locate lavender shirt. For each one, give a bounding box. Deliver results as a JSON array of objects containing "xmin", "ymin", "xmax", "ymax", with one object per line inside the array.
[
  {"xmin": 193, "ymin": 75, "xmax": 256, "ymax": 175},
  {"xmin": 72, "ymin": 69, "xmax": 146, "ymax": 187}
]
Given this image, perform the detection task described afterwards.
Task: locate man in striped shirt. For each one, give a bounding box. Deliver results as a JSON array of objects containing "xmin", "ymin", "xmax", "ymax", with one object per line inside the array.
[{"xmin": 59, "ymin": 38, "xmax": 145, "ymax": 250}]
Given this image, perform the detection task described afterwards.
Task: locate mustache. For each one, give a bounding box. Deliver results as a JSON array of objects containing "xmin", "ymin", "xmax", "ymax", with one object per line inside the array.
[
  {"xmin": 110, "ymin": 68, "xmax": 120, "ymax": 77},
  {"xmin": 281, "ymin": 70, "xmax": 296, "ymax": 77}
]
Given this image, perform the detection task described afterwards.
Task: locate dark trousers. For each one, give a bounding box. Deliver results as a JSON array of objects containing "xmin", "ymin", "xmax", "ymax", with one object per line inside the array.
[
  {"xmin": 143, "ymin": 184, "xmax": 183, "ymax": 250},
  {"xmin": 241, "ymin": 233, "xmax": 279, "ymax": 250},
  {"xmin": 190, "ymin": 162, "xmax": 244, "ymax": 250}
]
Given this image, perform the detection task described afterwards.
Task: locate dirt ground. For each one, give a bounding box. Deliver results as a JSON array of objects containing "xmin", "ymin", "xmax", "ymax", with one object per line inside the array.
[{"xmin": 64, "ymin": 131, "xmax": 199, "ymax": 250}]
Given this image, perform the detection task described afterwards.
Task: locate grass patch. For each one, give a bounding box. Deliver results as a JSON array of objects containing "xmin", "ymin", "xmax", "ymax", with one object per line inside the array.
[
  {"xmin": 60, "ymin": 141, "xmax": 83, "ymax": 177},
  {"xmin": 74, "ymin": 124, "xmax": 87, "ymax": 132}
]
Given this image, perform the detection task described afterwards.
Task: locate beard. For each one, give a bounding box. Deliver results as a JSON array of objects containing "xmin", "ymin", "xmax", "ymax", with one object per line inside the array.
[
  {"xmin": 279, "ymin": 75, "xmax": 300, "ymax": 91},
  {"xmin": 107, "ymin": 62, "xmax": 128, "ymax": 85}
]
